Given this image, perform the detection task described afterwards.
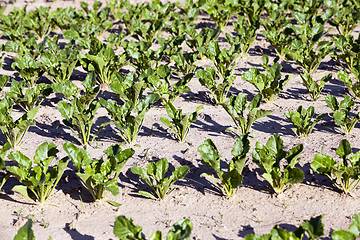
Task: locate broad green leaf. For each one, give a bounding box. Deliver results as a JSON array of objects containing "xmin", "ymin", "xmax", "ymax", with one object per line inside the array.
[
  {"xmin": 14, "ymin": 219, "xmax": 35, "ymax": 240},
  {"xmin": 113, "ymin": 216, "xmax": 144, "ymax": 240},
  {"xmin": 332, "ymin": 229, "xmax": 356, "ymax": 240}
]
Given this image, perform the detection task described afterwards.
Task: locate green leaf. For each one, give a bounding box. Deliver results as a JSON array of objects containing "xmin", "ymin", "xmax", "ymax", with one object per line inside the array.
[
  {"xmin": 107, "ymin": 200, "xmax": 122, "ymax": 207},
  {"xmin": 311, "ymin": 154, "xmax": 336, "ymax": 174},
  {"xmin": 12, "ymin": 185, "xmax": 36, "ymax": 204},
  {"xmin": 336, "ymin": 139, "xmax": 352, "ymax": 160},
  {"xmin": 139, "ymin": 190, "xmax": 157, "ymax": 200},
  {"xmin": 294, "ymin": 214, "xmax": 324, "ymax": 240},
  {"xmin": 167, "ymin": 219, "xmax": 193, "ymax": 240},
  {"xmin": 113, "ymin": 216, "xmax": 144, "ymax": 240},
  {"xmin": 332, "ymin": 229, "xmax": 356, "ymax": 240},
  {"xmin": 349, "ymin": 213, "xmax": 360, "ymax": 236},
  {"xmin": 14, "ymin": 219, "xmax": 35, "ymax": 240}
]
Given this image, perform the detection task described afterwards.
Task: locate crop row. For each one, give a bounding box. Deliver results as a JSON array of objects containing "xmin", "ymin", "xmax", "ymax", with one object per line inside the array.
[
  {"xmin": 12, "ymin": 212, "xmax": 360, "ymax": 240},
  {"xmin": 1, "ymin": 132, "xmax": 359, "ymax": 204}
]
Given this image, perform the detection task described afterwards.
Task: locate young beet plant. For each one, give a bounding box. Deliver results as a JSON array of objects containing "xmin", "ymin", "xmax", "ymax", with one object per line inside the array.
[
  {"xmin": 79, "ymin": 38, "xmax": 127, "ymax": 87},
  {"xmin": 131, "ymin": 158, "xmax": 189, "ymax": 200},
  {"xmin": 285, "ymin": 17, "xmax": 333, "ymax": 74},
  {"xmin": 245, "ymin": 215, "xmax": 325, "ymax": 240},
  {"xmin": 64, "ymin": 142, "xmax": 135, "ymax": 201},
  {"xmin": 325, "ymin": 94, "xmax": 360, "ymax": 134},
  {"xmin": 241, "ymin": 55, "xmax": 290, "ymax": 103},
  {"xmin": 144, "ymin": 65, "xmax": 193, "ymax": 105},
  {"xmin": 221, "ymin": 93, "xmax": 272, "ymax": 136},
  {"xmin": 57, "ymin": 74, "xmax": 108, "ymax": 146},
  {"xmin": 0, "ymin": 96, "xmax": 39, "ymax": 148},
  {"xmin": 311, "ymin": 139, "xmax": 360, "ymax": 194},
  {"xmin": 6, "ymin": 142, "xmax": 69, "ymax": 203},
  {"xmin": 114, "ymin": 216, "xmax": 192, "ymax": 240},
  {"xmin": 100, "ymin": 92, "xmax": 159, "ymax": 144},
  {"xmin": 337, "ymin": 69, "xmax": 360, "ymax": 99},
  {"xmin": 285, "ymin": 106, "xmax": 324, "ymax": 138},
  {"xmin": 252, "ymin": 134, "xmax": 304, "ymax": 194},
  {"xmin": 160, "ymin": 102, "xmax": 203, "ymax": 142},
  {"xmin": 195, "ymin": 66, "xmax": 235, "ymax": 104},
  {"xmin": 197, "ymin": 134, "xmax": 250, "ymax": 197},
  {"xmin": 300, "ymin": 73, "xmax": 331, "ymax": 101}
]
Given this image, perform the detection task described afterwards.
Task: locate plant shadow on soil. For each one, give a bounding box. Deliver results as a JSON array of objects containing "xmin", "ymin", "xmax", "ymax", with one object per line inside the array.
[
  {"xmin": 252, "ymin": 115, "xmax": 293, "ymax": 136},
  {"xmin": 64, "ymin": 227, "xmax": 95, "ymax": 240},
  {"xmin": 192, "ymin": 113, "xmax": 233, "ymax": 138}
]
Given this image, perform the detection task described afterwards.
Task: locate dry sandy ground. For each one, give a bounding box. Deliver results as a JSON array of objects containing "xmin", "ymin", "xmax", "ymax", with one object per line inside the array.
[{"xmin": 1, "ymin": 0, "xmax": 360, "ymax": 239}]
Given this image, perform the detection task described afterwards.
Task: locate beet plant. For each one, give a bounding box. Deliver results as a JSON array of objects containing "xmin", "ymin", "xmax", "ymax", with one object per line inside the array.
[
  {"xmin": 221, "ymin": 93, "xmax": 272, "ymax": 136},
  {"xmin": 326, "ymin": 0, "xmax": 360, "ymax": 37},
  {"xmin": 331, "ymin": 34, "xmax": 360, "ymax": 71},
  {"xmin": 241, "ymin": 55, "xmax": 290, "ymax": 103},
  {"xmin": 245, "ymin": 215, "xmax": 324, "ymax": 240},
  {"xmin": 205, "ymin": 38, "xmax": 242, "ymax": 79},
  {"xmin": 114, "ymin": 216, "xmax": 192, "ymax": 240},
  {"xmin": 300, "ymin": 73, "xmax": 331, "ymax": 101},
  {"xmin": 23, "ymin": 6, "xmax": 53, "ymax": 40},
  {"xmin": 0, "ymin": 96, "xmax": 39, "ymax": 148},
  {"xmin": 325, "ymin": 94, "xmax": 360, "ymax": 134},
  {"xmin": 203, "ymin": 0, "xmax": 239, "ymax": 31},
  {"xmin": 7, "ymin": 142, "xmax": 69, "ymax": 203},
  {"xmin": 11, "ymin": 55, "xmax": 44, "ymax": 88},
  {"xmin": 57, "ymin": 74, "xmax": 108, "ymax": 146},
  {"xmin": 337, "ymin": 68, "xmax": 360, "ymax": 99},
  {"xmin": 285, "ymin": 106, "xmax": 324, "ymax": 138},
  {"xmin": 129, "ymin": 0, "xmax": 174, "ymax": 42},
  {"xmin": 311, "ymin": 139, "xmax": 360, "ymax": 194},
  {"xmin": 64, "ymin": 142, "xmax": 134, "ymax": 201},
  {"xmin": 171, "ymin": 52, "xmax": 197, "ymax": 77},
  {"xmin": 7, "ymin": 80, "xmax": 52, "ymax": 112},
  {"xmin": 186, "ymin": 26, "xmax": 220, "ymax": 60},
  {"xmin": 143, "ymin": 65, "xmax": 193, "ymax": 104},
  {"xmin": 0, "ymin": 6, "xmax": 27, "ymax": 41},
  {"xmin": 131, "ymin": 158, "xmax": 189, "ymax": 200},
  {"xmin": 79, "ymin": 38, "xmax": 127, "ymax": 87},
  {"xmin": 100, "ymin": 91, "xmax": 159, "ymax": 144},
  {"xmin": 197, "ymin": 134, "xmax": 250, "ymax": 197},
  {"xmin": 332, "ymin": 213, "xmax": 360, "ymax": 239},
  {"xmin": 284, "ymin": 14, "xmax": 333, "ymax": 74},
  {"xmin": 122, "ymin": 40, "xmax": 164, "ymax": 73},
  {"xmin": 41, "ymin": 36, "xmax": 80, "ymax": 83},
  {"xmin": 195, "ymin": 66, "xmax": 235, "ymax": 104},
  {"xmin": 160, "ymin": 102, "xmax": 203, "ymax": 142},
  {"xmin": 252, "ymin": 134, "xmax": 304, "ymax": 194}
]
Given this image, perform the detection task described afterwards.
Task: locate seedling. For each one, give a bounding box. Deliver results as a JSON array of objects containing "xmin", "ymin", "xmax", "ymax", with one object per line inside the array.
[
  {"xmin": 325, "ymin": 94, "xmax": 360, "ymax": 134},
  {"xmin": 160, "ymin": 102, "xmax": 203, "ymax": 142},
  {"xmin": 7, "ymin": 142, "xmax": 69, "ymax": 203},
  {"xmin": 241, "ymin": 55, "xmax": 290, "ymax": 103},
  {"xmin": 285, "ymin": 106, "xmax": 324, "ymax": 137},
  {"xmin": 245, "ymin": 215, "xmax": 324, "ymax": 240},
  {"xmin": 196, "ymin": 66, "xmax": 235, "ymax": 104},
  {"xmin": 221, "ymin": 93, "xmax": 272, "ymax": 136},
  {"xmin": 300, "ymin": 73, "xmax": 331, "ymax": 101},
  {"xmin": 114, "ymin": 216, "xmax": 193, "ymax": 240},
  {"xmin": 131, "ymin": 158, "xmax": 189, "ymax": 200},
  {"xmin": 311, "ymin": 139, "xmax": 360, "ymax": 194},
  {"xmin": 63, "ymin": 142, "xmax": 134, "ymax": 201},
  {"xmin": 252, "ymin": 134, "xmax": 304, "ymax": 194},
  {"xmin": 197, "ymin": 134, "xmax": 250, "ymax": 197},
  {"xmin": 0, "ymin": 96, "xmax": 39, "ymax": 148}
]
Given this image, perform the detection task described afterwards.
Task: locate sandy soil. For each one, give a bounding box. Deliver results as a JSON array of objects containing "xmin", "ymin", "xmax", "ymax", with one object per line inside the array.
[{"xmin": 1, "ymin": 0, "xmax": 360, "ymax": 239}]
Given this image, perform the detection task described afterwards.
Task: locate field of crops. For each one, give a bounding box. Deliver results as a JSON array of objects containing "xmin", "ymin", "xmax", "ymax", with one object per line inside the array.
[{"xmin": 1, "ymin": 0, "xmax": 360, "ymax": 239}]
